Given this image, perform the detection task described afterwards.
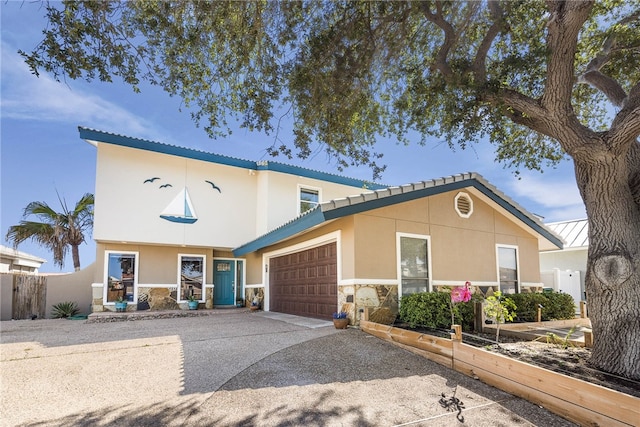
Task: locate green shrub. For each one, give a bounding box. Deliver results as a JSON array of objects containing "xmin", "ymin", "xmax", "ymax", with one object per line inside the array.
[
  {"xmin": 542, "ymin": 292, "xmax": 577, "ymax": 320},
  {"xmin": 508, "ymin": 293, "xmax": 548, "ymax": 321},
  {"xmin": 399, "ymin": 292, "xmax": 450, "ymax": 329},
  {"xmin": 51, "ymin": 301, "xmax": 80, "ymax": 319},
  {"xmin": 398, "ymin": 290, "xmax": 576, "ymax": 331},
  {"xmin": 399, "ymin": 292, "xmax": 482, "ymax": 331},
  {"xmin": 457, "ymin": 293, "xmax": 484, "ymax": 331},
  {"xmin": 508, "ymin": 292, "xmax": 576, "ymax": 321}
]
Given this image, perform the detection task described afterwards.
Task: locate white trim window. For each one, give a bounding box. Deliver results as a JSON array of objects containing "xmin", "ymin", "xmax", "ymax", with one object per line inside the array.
[
  {"xmin": 496, "ymin": 245, "xmax": 519, "ymax": 294},
  {"xmin": 397, "ymin": 233, "xmax": 432, "ymax": 297},
  {"xmin": 104, "ymin": 251, "xmax": 139, "ymax": 304},
  {"xmin": 298, "ymin": 185, "xmax": 321, "ymax": 215},
  {"xmin": 178, "ymin": 254, "xmax": 206, "ymax": 302}
]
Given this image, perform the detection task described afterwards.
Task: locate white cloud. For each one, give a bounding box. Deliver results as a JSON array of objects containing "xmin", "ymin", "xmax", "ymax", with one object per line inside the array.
[
  {"xmin": 0, "ymin": 41, "xmax": 164, "ymax": 141},
  {"xmin": 506, "ymin": 173, "xmax": 586, "ymax": 222}
]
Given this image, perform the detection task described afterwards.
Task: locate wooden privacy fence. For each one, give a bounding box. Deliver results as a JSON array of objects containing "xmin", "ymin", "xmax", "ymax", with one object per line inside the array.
[
  {"xmin": 12, "ymin": 274, "xmax": 47, "ymax": 320},
  {"xmin": 361, "ymin": 320, "xmax": 640, "ymax": 427}
]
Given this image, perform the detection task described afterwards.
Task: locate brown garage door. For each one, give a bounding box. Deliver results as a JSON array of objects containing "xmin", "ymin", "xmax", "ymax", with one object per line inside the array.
[{"xmin": 269, "ymin": 242, "xmax": 337, "ymax": 320}]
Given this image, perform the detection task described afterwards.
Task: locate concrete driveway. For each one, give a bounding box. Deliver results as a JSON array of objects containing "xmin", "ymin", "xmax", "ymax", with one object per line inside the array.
[{"xmin": 1, "ymin": 310, "xmax": 575, "ymax": 426}]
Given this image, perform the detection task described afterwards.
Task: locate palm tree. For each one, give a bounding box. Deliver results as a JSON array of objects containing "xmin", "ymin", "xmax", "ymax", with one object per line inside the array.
[{"xmin": 6, "ymin": 193, "xmax": 94, "ymax": 271}]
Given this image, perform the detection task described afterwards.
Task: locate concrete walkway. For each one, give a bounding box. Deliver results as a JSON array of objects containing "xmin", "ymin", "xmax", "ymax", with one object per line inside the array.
[{"xmin": 1, "ymin": 310, "xmax": 576, "ymax": 426}]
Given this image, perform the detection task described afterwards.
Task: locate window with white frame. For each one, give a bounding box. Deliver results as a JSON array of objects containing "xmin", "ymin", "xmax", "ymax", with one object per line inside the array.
[
  {"xmin": 299, "ymin": 186, "xmax": 320, "ymax": 215},
  {"xmin": 497, "ymin": 246, "xmax": 519, "ymax": 294},
  {"xmin": 105, "ymin": 252, "xmax": 137, "ymax": 303},
  {"xmin": 398, "ymin": 234, "xmax": 431, "ymax": 297},
  {"xmin": 179, "ymin": 255, "xmax": 205, "ymax": 301}
]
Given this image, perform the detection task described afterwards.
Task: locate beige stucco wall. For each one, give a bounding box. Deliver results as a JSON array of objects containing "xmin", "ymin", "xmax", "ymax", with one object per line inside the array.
[
  {"xmin": 351, "ymin": 191, "xmax": 541, "ymax": 285},
  {"xmin": 0, "ymin": 274, "xmax": 13, "ymax": 320},
  {"xmin": 93, "ymin": 243, "xmax": 214, "ymax": 286},
  {"xmin": 0, "ymin": 265, "xmax": 94, "ymax": 320},
  {"xmin": 46, "ymin": 264, "xmax": 94, "ymax": 316},
  {"xmin": 94, "ymin": 143, "xmax": 371, "ymax": 248},
  {"xmin": 94, "ymin": 144, "xmax": 258, "ymax": 248},
  {"xmin": 255, "ymin": 167, "xmax": 373, "ymax": 234},
  {"xmin": 244, "ymin": 188, "xmax": 542, "ymax": 289}
]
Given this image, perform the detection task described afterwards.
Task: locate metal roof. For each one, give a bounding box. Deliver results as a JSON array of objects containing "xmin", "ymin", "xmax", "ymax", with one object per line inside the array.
[
  {"xmin": 233, "ymin": 172, "xmax": 564, "ymax": 255},
  {"xmin": 545, "ymin": 219, "xmax": 589, "ymax": 248},
  {"xmin": 78, "ymin": 126, "xmax": 387, "ymax": 191}
]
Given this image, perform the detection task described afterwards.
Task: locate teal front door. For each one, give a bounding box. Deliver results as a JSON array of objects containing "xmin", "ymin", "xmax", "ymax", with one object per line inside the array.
[{"xmin": 214, "ymin": 260, "xmax": 236, "ymax": 306}]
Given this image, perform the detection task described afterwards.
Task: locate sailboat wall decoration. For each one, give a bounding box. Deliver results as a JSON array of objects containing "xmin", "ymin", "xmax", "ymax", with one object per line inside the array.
[{"xmin": 160, "ymin": 187, "xmax": 198, "ymax": 224}]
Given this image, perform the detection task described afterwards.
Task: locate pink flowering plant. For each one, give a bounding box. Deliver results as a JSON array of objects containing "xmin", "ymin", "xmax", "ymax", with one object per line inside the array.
[{"xmin": 449, "ymin": 281, "xmax": 472, "ymax": 326}]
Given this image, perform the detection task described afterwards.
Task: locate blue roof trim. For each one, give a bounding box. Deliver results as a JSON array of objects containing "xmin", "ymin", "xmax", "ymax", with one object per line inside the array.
[
  {"xmin": 233, "ymin": 208, "xmax": 326, "ymax": 256},
  {"xmin": 323, "ymin": 181, "xmax": 470, "ymax": 220},
  {"xmin": 232, "ymin": 175, "xmax": 564, "ymax": 255},
  {"xmin": 79, "ymin": 127, "xmax": 256, "ymax": 169},
  {"xmin": 78, "ymin": 127, "xmax": 384, "ymax": 189}
]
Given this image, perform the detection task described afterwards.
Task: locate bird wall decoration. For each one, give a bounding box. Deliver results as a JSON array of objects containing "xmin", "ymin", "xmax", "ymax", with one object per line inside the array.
[
  {"xmin": 159, "ymin": 183, "xmax": 173, "ymax": 189},
  {"xmin": 143, "ymin": 177, "xmax": 161, "ymax": 183},
  {"xmin": 205, "ymin": 180, "xmax": 222, "ymax": 193}
]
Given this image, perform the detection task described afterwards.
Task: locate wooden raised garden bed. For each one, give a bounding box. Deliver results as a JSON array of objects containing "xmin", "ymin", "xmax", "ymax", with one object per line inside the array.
[{"xmin": 361, "ymin": 319, "xmax": 640, "ymax": 427}]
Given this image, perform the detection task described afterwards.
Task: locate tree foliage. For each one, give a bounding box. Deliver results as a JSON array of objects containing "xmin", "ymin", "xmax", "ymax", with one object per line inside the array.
[
  {"xmin": 5, "ymin": 193, "xmax": 94, "ymax": 271},
  {"xmin": 23, "ymin": 1, "xmax": 638, "ymax": 179}
]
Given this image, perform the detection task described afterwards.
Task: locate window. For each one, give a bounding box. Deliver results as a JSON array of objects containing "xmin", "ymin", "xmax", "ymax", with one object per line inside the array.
[
  {"xmin": 398, "ymin": 234, "xmax": 431, "ymax": 297},
  {"xmin": 299, "ymin": 186, "xmax": 320, "ymax": 214},
  {"xmin": 497, "ymin": 246, "xmax": 519, "ymax": 294},
  {"xmin": 179, "ymin": 255, "xmax": 205, "ymax": 301},
  {"xmin": 105, "ymin": 252, "xmax": 137, "ymax": 303},
  {"xmin": 235, "ymin": 260, "xmax": 244, "ymax": 301}
]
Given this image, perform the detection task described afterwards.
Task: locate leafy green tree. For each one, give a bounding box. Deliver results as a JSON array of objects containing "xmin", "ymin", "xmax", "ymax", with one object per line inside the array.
[
  {"xmin": 484, "ymin": 291, "xmax": 517, "ymax": 343},
  {"xmin": 6, "ymin": 193, "xmax": 94, "ymax": 271},
  {"xmin": 20, "ymin": 1, "xmax": 640, "ymax": 379}
]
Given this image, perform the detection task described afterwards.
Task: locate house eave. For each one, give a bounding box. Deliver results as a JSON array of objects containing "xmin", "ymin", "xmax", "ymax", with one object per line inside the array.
[
  {"xmin": 232, "ymin": 172, "xmax": 564, "ymax": 256},
  {"xmin": 78, "ymin": 126, "xmax": 385, "ymax": 190},
  {"xmin": 233, "ymin": 208, "xmax": 326, "ymax": 256}
]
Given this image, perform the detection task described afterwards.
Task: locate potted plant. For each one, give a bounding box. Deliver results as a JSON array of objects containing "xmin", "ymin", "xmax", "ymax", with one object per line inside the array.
[
  {"xmin": 115, "ymin": 296, "xmax": 128, "ymax": 312},
  {"xmin": 332, "ymin": 311, "xmax": 349, "ymax": 329},
  {"xmin": 187, "ymin": 295, "xmax": 199, "ymax": 310}
]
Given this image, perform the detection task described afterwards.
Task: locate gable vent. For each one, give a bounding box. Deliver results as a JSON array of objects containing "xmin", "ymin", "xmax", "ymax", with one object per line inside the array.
[{"xmin": 455, "ymin": 192, "xmax": 473, "ymax": 218}]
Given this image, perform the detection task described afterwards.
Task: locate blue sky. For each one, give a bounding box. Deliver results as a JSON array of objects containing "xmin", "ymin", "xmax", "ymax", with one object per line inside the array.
[{"xmin": 1, "ymin": 2, "xmax": 586, "ymax": 273}]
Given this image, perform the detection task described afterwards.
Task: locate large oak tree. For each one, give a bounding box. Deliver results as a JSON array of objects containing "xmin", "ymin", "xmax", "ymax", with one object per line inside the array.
[{"xmin": 21, "ymin": 1, "xmax": 639, "ymax": 379}]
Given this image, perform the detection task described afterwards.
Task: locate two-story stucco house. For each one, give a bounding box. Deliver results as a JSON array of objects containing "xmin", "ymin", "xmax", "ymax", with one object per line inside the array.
[{"xmin": 80, "ymin": 127, "xmax": 562, "ymax": 323}]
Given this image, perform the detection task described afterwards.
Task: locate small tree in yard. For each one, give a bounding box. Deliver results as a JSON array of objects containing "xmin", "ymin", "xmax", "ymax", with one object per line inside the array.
[
  {"xmin": 19, "ymin": 1, "xmax": 640, "ymax": 379},
  {"xmin": 484, "ymin": 291, "xmax": 517, "ymax": 343}
]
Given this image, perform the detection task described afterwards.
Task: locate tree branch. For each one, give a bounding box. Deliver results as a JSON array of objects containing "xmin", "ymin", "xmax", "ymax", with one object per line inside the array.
[
  {"xmin": 418, "ymin": 1, "xmax": 456, "ymax": 79},
  {"xmin": 608, "ymin": 82, "xmax": 640, "ymax": 153},
  {"xmin": 542, "ymin": 0, "xmax": 594, "ymax": 113},
  {"xmin": 484, "ymin": 89, "xmax": 552, "ymax": 136},
  {"xmin": 580, "ymin": 70, "xmax": 628, "ymax": 107},
  {"xmin": 471, "ymin": 0, "xmax": 506, "ymax": 83},
  {"xmin": 577, "ymin": 9, "xmax": 640, "ymax": 107}
]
